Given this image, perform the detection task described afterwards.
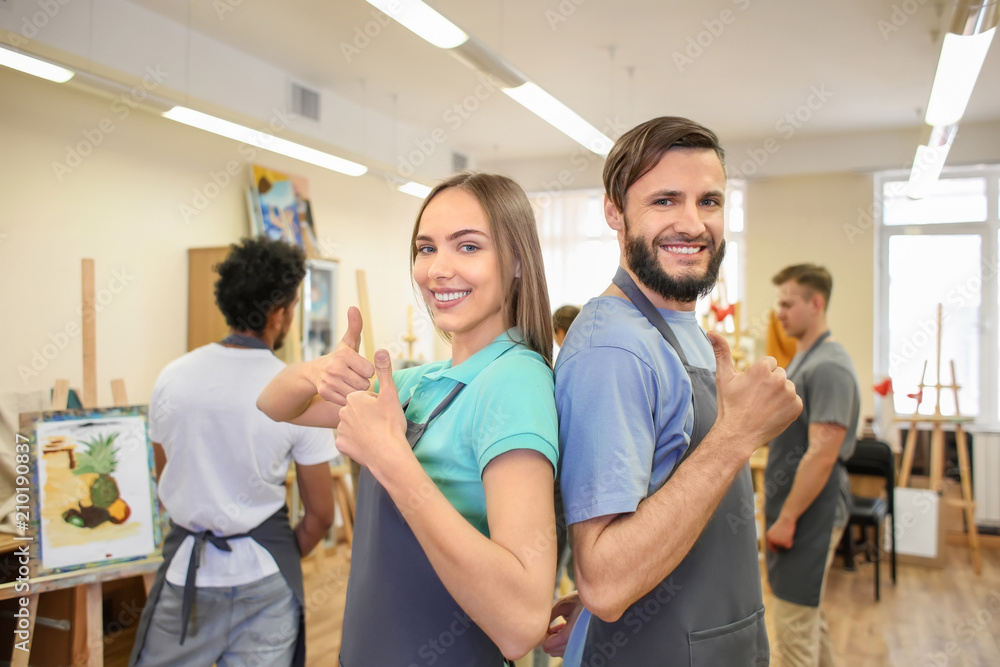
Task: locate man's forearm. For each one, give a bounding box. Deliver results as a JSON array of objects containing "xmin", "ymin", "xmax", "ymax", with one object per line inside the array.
[
  {"xmin": 779, "ymin": 423, "xmax": 845, "ymax": 523},
  {"xmin": 294, "ymin": 512, "xmax": 330, "ymax": 556},
  {"xmin": 575, "ymin": 430, "xmax": 749, "ymax": 621},
  {"xmin": 777, "ymin": 451, "xmax": 838, "ymax": 523}
]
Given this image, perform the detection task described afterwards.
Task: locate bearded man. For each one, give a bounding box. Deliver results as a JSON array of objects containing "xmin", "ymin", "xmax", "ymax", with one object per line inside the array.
[{"xmin": 544, "ymin": 117, "xmax": 802, "ymax": 667}]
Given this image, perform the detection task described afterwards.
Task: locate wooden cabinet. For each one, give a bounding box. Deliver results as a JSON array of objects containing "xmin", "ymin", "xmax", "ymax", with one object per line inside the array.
[
  {"xmin": 187, "ymin": 246, "xmax": 231, "ymax": 351},
  {"xmin": 187, "ymin": 247, "xmax": 335, "ymax": 362}
]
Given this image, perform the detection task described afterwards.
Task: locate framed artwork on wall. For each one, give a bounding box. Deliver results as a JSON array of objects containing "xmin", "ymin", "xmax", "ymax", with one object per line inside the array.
[{"xmin": 303, "ymin": 258, "xmax": 339, "ymax": 361}]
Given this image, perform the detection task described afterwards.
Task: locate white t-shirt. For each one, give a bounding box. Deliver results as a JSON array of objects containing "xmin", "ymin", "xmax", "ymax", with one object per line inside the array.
[{"xmin": 149, "ymin": 343, "xmax": 335, "ymax": 587}]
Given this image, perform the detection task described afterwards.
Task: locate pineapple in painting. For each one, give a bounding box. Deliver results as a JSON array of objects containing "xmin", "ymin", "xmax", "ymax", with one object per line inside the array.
[{"xmin": 62, "ymin": 433, "xmax": 131, "ymax": 529}]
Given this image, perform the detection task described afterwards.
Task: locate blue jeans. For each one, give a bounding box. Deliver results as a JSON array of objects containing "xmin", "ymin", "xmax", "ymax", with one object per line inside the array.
[{"xmin": 134, "ymin": 572, "xmax": 298, "ymax": 667}]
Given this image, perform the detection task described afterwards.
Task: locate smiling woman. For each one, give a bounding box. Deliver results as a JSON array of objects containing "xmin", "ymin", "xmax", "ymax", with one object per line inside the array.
[
  {"xmin": 258, "ymin": 172, "xmax": 561, "ymax": 666},
  {"xmin": 410, "ymin": 173, "xmax": 554, "ymax": 366}
]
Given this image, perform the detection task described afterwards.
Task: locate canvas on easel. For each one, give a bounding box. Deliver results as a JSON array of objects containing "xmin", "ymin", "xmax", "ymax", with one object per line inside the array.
[{"xmin": 19, "ymin": 405, "xmax": 161, "ymax": 576}]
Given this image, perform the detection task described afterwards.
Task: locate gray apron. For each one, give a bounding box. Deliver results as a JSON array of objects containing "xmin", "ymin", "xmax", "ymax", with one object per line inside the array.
[
  {"xmin": 579, "ymin": 268, "xmax": 768, "ymax": 666},
  {"xmin": 765, "ymin": 331, "xmax": 842, "ymax": 607},
  {"xmin": 130, "ymin": 333, "xmax": 307, "ymax": 667},
  {"xmin": 339, "ymin": 382, "xmax": 515, "ymax": 667},
  {"xmin": 129, "ymin": 506, "xmax": 306, "ymax": 666}
]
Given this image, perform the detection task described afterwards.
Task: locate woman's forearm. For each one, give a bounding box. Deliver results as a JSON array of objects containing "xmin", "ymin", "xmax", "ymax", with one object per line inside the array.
[
  {"xmin": 258, "ymin": 361, "xmax": 345, "ymax": 428},
  {"xmin": 257, "ymin": 361, "xmax": 320, "ymax": 422}
]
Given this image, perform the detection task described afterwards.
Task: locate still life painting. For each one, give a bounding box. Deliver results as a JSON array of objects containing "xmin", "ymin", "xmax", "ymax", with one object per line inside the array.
[{"xmin": 21, "ymin": 406, "xmax": 160, "ymax": 574}]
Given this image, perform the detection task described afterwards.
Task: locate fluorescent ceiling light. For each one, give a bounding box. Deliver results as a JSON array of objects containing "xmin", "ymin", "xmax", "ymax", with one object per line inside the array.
[
  {"xmin": 398, "ymin": 181, "xmax": 432, "ymax": 198},
  {"xmin": 906, "ymin": 125, "xmax": 956, "ymax": 199},
  {"xmin": 0, "ymin": 45, "xmax": 74, "ymax": 83},
  {"xmin": 504, "ymin": 82, "xmax": 613, "ymax": 156},
  {"xmin": 364, "ymin": 0, "xmax": 468, "ymax": 49},
  {"xmin": 163, "ymin": 107, "xmax": 367, "ymax": 177},
  {"xmin": 924, "ymin": 28, "xmax": 996, "ymax": 126}
]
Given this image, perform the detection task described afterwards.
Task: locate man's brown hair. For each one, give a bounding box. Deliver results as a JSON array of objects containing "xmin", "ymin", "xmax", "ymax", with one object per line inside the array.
[
  {"xmin": 772, "ymin": 264, "xmax": 833, "ymax": 310},
  {"xmin": 602, "ymin": 116, "xmax": 726, "ymax": 213}
]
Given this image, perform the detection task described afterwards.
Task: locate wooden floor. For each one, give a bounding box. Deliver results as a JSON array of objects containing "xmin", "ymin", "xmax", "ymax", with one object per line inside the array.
[
  {"xmin": 301, "ymin": 540, "xmax": 1000, "ymax": 667},
  {"xmin": 774, "ymin": 542, "xmax": 1000, "ymax": 667},
  {"xmin": 100, "ymin": 539, "xmax": 999, "ymax": 666}
]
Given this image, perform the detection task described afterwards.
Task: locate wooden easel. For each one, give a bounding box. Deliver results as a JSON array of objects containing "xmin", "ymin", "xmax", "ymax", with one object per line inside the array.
[
  {"xmin": 7, "ymin": 259, "xmax": 161, "ymax": 667},
  {"xmin": 896, "ymin": 304, "xmax": 980, "ymax": 574}
]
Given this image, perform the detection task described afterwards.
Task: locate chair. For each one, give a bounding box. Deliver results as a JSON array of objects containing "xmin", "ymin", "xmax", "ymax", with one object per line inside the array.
[{"xmin": 840, "ymin": 437, "xmax": 896, "ymax": 601}]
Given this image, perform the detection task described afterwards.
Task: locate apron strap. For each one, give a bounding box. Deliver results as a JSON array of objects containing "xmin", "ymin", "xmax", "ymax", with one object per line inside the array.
[
  {"xmin": 219, "ymin": 333, "xmax": 272, "ymax": 350},
  {"xmin": 612, "ymin": 267, "xmax": 691, "ymax": 366},
  {"xmin": 401, "ymin": 382, "xmax": 466, "ymax": 449},
  {"xmin": 785, "ymin": 330, "xmax": 832, "ymax": 380},
  {"xmin": 178, "ymin": 528, "xmax": 249, "ymax": 644}
]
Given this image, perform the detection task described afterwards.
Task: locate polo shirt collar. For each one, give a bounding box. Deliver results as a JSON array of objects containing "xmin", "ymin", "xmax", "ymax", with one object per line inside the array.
[{"xmin": 425, "ymin": 328, "xmax": 523, "ymax": 385}]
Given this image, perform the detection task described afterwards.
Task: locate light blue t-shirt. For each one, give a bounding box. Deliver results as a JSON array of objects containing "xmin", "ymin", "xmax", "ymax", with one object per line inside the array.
[
  {"xmin": 553, "ymin": 295, "xmax": 715, "ymax": 666},
  {"xmin": 383, "ymin": 328, "xmax": 559, "ymax": 536}
]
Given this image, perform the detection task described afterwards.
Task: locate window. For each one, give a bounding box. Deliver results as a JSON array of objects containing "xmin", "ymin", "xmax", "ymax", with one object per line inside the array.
[
  {"xmin": 530, "ymin": 181, "xmax": 747, "ymax": 325},
  {"xmin": 876, "ymin": 168, "xmax": 1000, "ymax": 425}
]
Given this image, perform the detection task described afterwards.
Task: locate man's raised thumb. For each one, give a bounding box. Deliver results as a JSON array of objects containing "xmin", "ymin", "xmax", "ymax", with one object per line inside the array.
[
  {"xmin": 374, "ymin": 349, "xmax": 396, "ymax": 399},
  {"xmin": 707, "ymin": 331, "xmax": 735, "ymax": 386},
  {"xmin": 342, "ymin": 306, "xmax": 363, "ymax": 352}
]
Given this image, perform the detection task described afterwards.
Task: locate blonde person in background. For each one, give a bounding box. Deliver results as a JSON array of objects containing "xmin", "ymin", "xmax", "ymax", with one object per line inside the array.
[{"xmin": 259, "ymin": 172, "xmax": 561, "ymax": 666}]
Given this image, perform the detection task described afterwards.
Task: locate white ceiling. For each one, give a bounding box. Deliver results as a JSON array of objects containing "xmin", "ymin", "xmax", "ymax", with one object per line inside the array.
[{"xmin": 127, "ymin": 0, "xmax": 1000, "ymax": 166}]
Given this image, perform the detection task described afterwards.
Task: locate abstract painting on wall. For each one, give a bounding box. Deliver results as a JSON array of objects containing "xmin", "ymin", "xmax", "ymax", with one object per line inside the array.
[{"xmin": 247, "ymin": 164, "xmax": 320, "ymax": 257}]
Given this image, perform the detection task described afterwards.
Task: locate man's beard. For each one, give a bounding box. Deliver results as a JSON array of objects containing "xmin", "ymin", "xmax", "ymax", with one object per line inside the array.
[{"xmin": 624, "ymin": 227, "xmax": 726, "ymax": 304}]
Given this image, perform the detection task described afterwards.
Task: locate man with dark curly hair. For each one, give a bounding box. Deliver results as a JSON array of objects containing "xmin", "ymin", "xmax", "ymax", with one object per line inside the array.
[{"xmin": 130, "ymin": 237, "xmax": 335, "ymax": 667}]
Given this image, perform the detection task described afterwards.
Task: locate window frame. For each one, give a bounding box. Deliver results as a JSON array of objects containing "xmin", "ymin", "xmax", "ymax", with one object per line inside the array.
[{"xmin": 875, "ymin": 166, "xmax": 1000, "ymax": 427}]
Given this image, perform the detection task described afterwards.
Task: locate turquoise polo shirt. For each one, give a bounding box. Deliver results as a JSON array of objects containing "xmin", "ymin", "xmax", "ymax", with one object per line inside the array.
[{"xmin": 379, "ymin": 328, "xmax": 559, "ymax": 536}]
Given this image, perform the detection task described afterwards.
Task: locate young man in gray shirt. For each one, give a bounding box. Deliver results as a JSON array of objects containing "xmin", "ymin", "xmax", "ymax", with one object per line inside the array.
[{"xmin": 766, "ymin": 263, "xmax": 860, "ymax": 667}]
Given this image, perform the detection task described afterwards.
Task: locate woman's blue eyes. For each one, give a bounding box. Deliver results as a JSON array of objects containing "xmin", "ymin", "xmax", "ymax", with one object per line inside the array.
[{"xmin": 415, "ymin": 244, "xmax": 480, "ymax": 254}]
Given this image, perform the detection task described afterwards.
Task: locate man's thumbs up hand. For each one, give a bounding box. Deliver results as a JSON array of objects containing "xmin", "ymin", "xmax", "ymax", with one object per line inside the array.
[{"xmin": 711, "ymin": 333, "xmax": 802, "ymax": 457}]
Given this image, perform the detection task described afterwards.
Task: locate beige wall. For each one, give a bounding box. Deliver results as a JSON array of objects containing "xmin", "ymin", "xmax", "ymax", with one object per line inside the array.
[
  {"xmin": 0, "ymin": 67, "xmax": 426, "ymax": 407},
  {"xmin": 745, "ymin": 172, "xmax": 876, "ymax": 422},
  {"xmin": 1, "ymin": 65, "xmax": 880, "ymax": 423}
]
